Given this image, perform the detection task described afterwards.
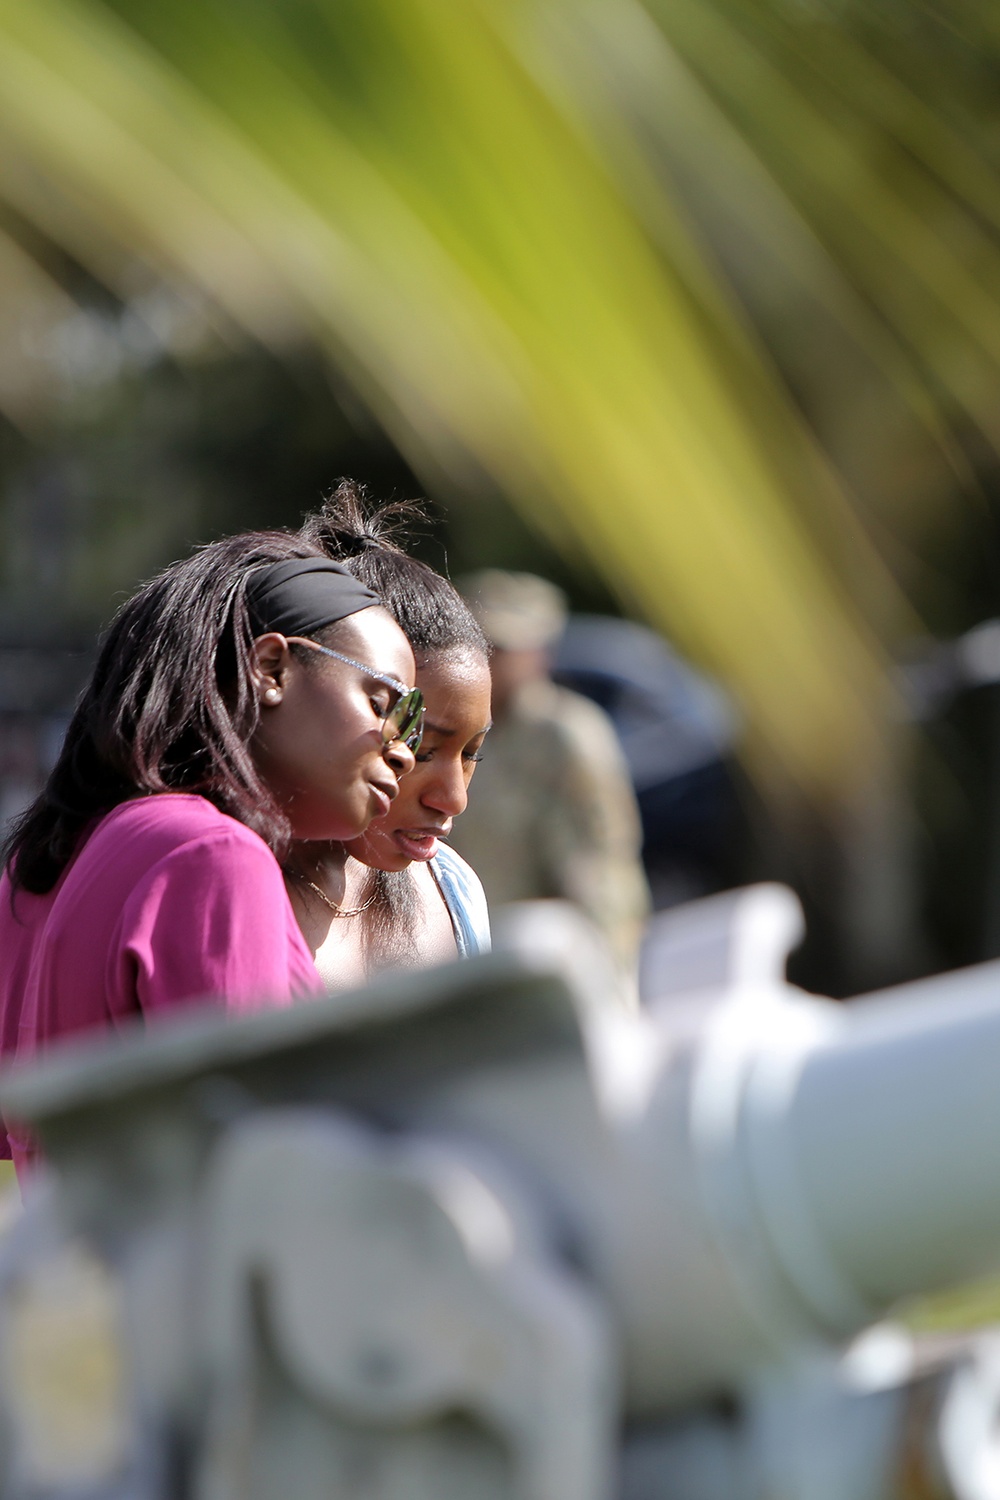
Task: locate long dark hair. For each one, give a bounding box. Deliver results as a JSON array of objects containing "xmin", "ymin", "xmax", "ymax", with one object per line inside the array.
[
  {"xmin": 5, "ymin": 530, "xmax": 333, "ymax": 894},
  {"xmin": 298, "ymin": 480, "xmax": 488, "ymax": 959}
]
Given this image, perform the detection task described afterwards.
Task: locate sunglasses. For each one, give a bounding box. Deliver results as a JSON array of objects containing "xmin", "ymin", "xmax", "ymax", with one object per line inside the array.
[{"xmin": 286, "ymin": 637, "xmax": 425, "ymax": 752}]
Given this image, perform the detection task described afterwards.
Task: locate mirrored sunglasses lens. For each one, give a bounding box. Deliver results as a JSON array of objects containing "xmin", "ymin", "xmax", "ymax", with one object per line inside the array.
[
  {"xmin": 383, "ymin": 690, "xmax": 424, "ymax": 749},
  {"xmin": 400, "ymin": 696, "xmax": 425, "ymax": 750},
  {"xmin": 404, "ymin": 709, "xmax": 425, "ymax": 752}
]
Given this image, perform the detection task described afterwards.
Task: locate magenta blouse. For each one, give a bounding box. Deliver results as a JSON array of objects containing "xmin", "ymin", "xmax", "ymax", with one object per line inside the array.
[{"xmin": 0, "ymin": 793, "xmax": 321, "ymax": 1172}]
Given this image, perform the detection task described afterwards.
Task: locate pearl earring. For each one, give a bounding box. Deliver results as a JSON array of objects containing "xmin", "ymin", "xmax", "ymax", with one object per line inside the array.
[{"xmin": 264, "ymin": 688, "xmax": 280, "ymax": 704}]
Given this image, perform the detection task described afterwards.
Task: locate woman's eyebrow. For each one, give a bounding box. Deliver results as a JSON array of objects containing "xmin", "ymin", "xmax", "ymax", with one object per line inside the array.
[{"xmin": 421, "ymin": 720, "xmax": 491, "ymax": 738}]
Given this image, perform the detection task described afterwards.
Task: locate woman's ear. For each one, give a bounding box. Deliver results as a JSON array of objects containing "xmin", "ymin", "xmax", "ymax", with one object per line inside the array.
[{"xmin": 251, "ymin": 633, "xmax": 291, "ymax": 707}]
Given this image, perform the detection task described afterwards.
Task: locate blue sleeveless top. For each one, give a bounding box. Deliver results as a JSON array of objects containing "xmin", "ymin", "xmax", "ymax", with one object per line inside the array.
[{"xmin": 429, "ymin": 843, "xmax": 491, "ymax": 958}]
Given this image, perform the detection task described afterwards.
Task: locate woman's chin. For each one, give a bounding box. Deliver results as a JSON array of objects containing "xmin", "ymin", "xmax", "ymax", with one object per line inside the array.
[
  {"xmin": 344, "ymin": 833, "xmax": 410, "ymax": 873},
  {"xmin": 289, "ymin": 815, "xmax": 363, "ymax": 845}
]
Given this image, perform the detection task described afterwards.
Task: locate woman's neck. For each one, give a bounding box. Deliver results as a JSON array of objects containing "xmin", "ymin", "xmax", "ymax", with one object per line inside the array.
[{"xmin": 285, "ymin": 840, "xmax": 351, "ymax": 905}]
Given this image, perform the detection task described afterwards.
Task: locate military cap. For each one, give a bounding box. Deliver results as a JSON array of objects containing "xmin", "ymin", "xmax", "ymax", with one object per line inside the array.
[{"xmin": 459, "ymin": 569, "xmax": 567, "ymax": 650}]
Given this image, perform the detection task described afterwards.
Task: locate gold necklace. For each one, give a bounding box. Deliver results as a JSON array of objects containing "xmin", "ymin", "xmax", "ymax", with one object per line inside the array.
[{"xmin": 288, "ymin": 870, "xmax": 376, "ymax": 919}]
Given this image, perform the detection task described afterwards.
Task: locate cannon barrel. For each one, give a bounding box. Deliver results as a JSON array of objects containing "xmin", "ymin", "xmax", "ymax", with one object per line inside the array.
[
  {"xmin": 762, "ymin": 959, "xmax": 1000, "ymax": 1317},
  {"xmin": 375, "ymin": 893, "xmax": 1000, "ymax": 1409}
]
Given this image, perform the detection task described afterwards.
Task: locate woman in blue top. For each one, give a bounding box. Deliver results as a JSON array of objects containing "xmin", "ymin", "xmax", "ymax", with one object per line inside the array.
[{"xmin": 284, "ymin": 484, "xmax": 492, "ymax": 988}]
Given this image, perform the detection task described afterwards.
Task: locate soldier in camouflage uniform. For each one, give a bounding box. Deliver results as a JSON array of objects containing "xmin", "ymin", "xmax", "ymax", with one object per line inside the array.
[{"xmin": 451, "ymin": 570, "xmax": 650, "ymax": 977}]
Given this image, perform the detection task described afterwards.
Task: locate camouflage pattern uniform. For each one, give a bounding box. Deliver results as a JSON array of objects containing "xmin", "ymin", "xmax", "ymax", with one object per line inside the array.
[{"xmin": 452, "ymin": 570, "xmax": 650, "ymax": 974}]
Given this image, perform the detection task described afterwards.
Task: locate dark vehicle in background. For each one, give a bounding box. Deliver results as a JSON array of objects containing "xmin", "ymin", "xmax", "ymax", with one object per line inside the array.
[{"xmin": 553, "ymin": 615, "xmax": 740, "ymax": 908}]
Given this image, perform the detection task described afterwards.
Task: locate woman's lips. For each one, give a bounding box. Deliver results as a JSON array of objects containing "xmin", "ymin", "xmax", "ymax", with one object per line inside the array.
[
  {"xmin": 368, "ymin": 782, "xmax": 396, "ymax": 818},
  {"xmin": 393, "ymin": 829, "xmax": 445, "ymax": 862}
]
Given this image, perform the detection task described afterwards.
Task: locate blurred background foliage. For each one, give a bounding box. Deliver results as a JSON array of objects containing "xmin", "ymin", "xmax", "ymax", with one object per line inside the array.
[{"xmin": 0, "ymin": 0, "xmax": 999, "ymax": 987}]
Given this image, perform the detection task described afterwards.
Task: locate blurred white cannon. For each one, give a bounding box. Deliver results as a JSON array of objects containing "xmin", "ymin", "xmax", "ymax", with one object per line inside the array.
[{"xmin": 0, "ymin": 885, "xmax": 999, "ymax": 1498}]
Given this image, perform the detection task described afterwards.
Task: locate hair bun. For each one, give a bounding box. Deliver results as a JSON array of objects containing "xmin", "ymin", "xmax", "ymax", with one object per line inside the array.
[{"xmin": 300, "ymin": 478, "xmax": 424, "ymax": 560}]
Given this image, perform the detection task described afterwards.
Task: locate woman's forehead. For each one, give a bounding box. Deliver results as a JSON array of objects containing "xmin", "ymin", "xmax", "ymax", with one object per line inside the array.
[
  {"xmin": 336, "ymin": 606, "xmax": 415, "ymax": 680},
  {"xmin": 416, "ymin": 647, "xmax": 490, "ymax": 691},
  {"xmin": 415, "ymin": 650, "xmax": 492, "ymax": 729}
]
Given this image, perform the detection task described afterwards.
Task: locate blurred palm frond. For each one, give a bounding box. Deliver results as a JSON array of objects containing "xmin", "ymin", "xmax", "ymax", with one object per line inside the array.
[{"xmin": 0, "ymin": 0, "xmax": 997, "ymax": 796}]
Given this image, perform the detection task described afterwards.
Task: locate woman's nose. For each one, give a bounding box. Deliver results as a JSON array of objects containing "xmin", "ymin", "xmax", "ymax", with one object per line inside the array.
[
  {"xmin": 383, "ymin": 739, "xmax": 416, "ymax": 778},
  {"xmin": 422, "ymin": 763, "xmax": 468, "ymax": 818}
]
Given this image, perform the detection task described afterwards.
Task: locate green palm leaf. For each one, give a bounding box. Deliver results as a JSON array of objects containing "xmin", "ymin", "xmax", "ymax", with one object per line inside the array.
[{"xmin": 0, "ymin": 0, "xmax": 993, "ymax": 796}]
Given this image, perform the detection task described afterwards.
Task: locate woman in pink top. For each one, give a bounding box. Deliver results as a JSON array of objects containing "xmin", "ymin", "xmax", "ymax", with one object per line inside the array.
[{"xmin": 0, "ymin": 528, "xmax": 424, "ymax": 1172}]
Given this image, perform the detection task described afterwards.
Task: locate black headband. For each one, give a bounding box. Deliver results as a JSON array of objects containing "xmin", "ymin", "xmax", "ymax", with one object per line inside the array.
[{"xmin": 246, "ymin": 558, "xmax": 380, "ymax": 638}]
